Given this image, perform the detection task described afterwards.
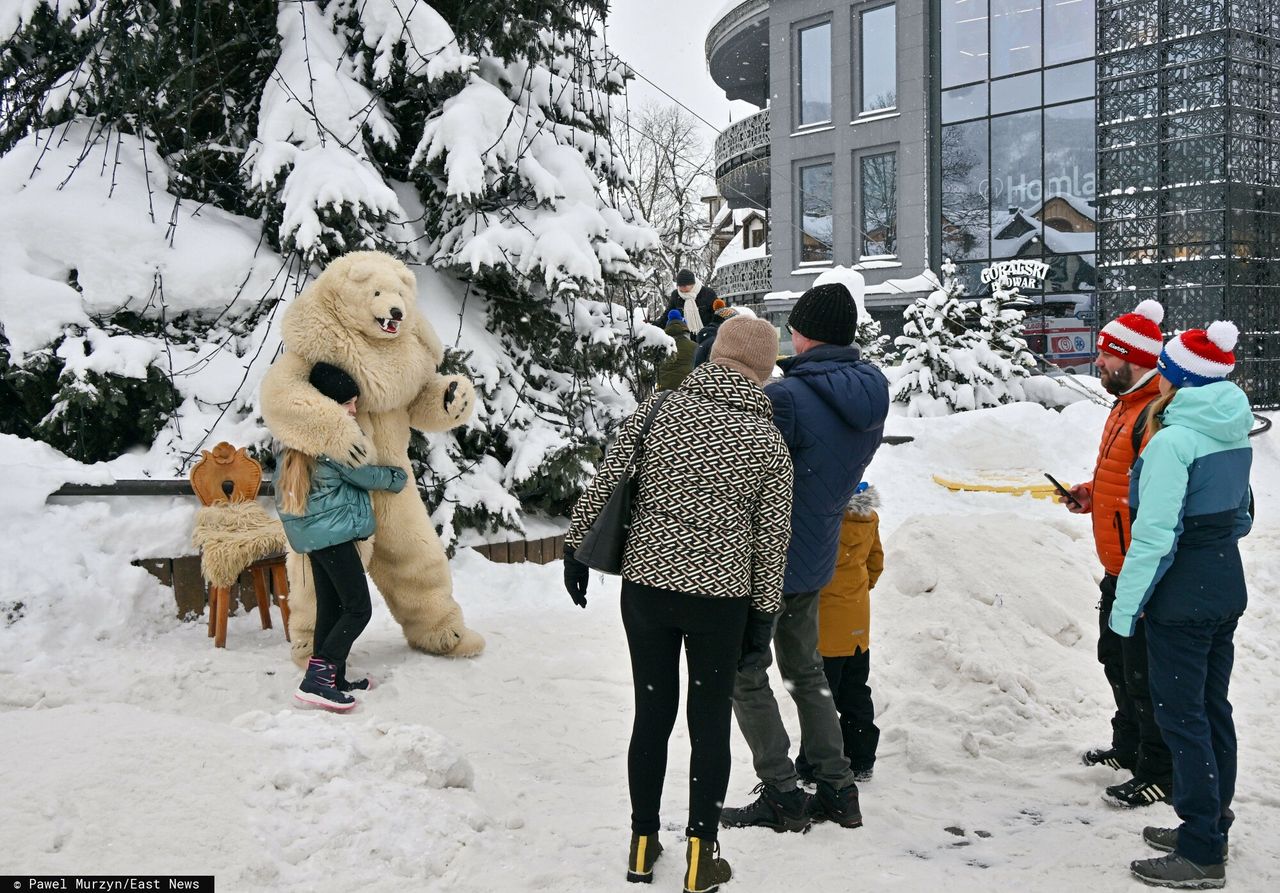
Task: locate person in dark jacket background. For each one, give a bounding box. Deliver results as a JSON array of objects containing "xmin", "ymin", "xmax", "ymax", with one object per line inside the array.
[
  {"xmin": 721, "ymin": 281, "xmax": 890, "ymax": 835},
  {"xmin": 1110, "ymin": 322, "xmax": 1253, "ymax": 890},
  {"xmin": 657, "ymin": 309, "xmax": 696, "ymax": 391},
  {"xmin": 693, "ymin": 300, "xmax": 737, "ymax": 367},
  {"xmin": 666, "ymin": 268, "xmax": 717, "ymax": 332}
]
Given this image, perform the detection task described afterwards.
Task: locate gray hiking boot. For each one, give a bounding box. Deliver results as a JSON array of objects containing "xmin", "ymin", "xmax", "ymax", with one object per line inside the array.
[
  {"xmin": 1143, "ymin": 827, "xmax": 1228, "ymax": 863},
  {"xmin": 1130, "ymin": 853, "xmax": 1225, "ymax": 889}
]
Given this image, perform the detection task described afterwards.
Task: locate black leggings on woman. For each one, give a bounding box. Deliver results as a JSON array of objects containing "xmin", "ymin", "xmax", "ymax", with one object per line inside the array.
[
  {"xmin": 310, "ymin": 540, "xmax": 372, "ymax": 665},
  {"xmin": 621, "ymin": 581, "xmax": 749, "ymax": 841}
]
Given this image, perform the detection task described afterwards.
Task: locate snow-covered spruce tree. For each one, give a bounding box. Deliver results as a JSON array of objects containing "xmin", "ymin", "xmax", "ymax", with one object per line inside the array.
[
  {"xmin": 855, "ymin": 316, "xmax": 892, "ymax": 364},
  {"xmin": 1, "ymin": 1, "xmax": 663, "ymax": 543},
  {"xmin": 892, "ymin": 260, "xmax": 993, "ymax": 417},
  {"xmin": 972, "ymin": 282, "xmax": 1038, "ymax": 405},
  {"xmin": 0, "ymin": 0, "xmax": 281, "ymax": 462}
]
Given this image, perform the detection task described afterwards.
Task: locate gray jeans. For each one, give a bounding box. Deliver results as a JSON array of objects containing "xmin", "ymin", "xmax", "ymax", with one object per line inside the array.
[{"xmin": 732, "ymin": 591, "xmax": 855, "ymax": 792}]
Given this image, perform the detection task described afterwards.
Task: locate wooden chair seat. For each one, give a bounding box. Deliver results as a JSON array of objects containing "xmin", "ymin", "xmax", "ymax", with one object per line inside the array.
[{"xmin": 190, "ymin": 443, "xmax": 291, "ymax": 648}]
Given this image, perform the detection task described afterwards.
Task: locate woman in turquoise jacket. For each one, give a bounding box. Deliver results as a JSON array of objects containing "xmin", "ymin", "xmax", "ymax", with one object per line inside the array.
[
  {"xmin": 1110, "ymin": 322, "xmax": 1252, "ymax": 889},
  {"xmin": 274, "ymin": 362, "xmax": 407, "ymax": 712}
]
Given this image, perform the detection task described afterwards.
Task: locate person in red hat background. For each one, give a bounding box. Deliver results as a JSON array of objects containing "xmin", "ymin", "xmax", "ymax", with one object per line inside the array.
[
  {"xmin": 1062, "ymin": 299, "xmax": 1175, "ymax": 809},
  {"xmin": 1106, "ymin": 320, "xmax": 1253, "ymax": 888}
]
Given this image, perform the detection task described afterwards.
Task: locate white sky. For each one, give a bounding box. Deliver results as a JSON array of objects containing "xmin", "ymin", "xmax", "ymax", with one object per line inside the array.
[{"xmin": 605, "ymin": 0, "xmax": 758, "ymax": 140}]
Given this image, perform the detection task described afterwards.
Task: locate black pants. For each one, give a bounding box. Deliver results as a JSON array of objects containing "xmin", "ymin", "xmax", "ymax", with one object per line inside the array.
[
  {"xmin": 798, "ymin": 648, "xmax": 880, "ymax": 776},
  {"xmin": 621, "ymin": 581, "xmax": 749, "ymax": 842},
  {"xmin": 310, "ymin": 540, "xmax": 372, "ymax": 666},
  {"xmin": 1098, "ymin": 574, "xmax": 1171, "ymax": 780}
]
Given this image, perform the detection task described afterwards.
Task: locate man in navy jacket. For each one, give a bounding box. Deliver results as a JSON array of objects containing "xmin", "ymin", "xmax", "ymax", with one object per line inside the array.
[{"xmin": 722, "ymin": 281, "xmax": 890, "ymax": 833}]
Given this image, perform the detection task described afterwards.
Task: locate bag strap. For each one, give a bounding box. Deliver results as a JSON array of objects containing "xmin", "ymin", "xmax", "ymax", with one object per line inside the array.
[{"xmin": 628, "ymin": 390, "xmax": 672, "ymax": 472}]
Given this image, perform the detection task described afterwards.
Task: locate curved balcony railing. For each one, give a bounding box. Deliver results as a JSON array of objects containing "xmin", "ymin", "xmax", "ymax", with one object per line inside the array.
[
  {"xmin": 715, "ymin": 107, "xmax": 770, "ymax": 176},
  {"xmin": 715, "ymin": 108, "xmax": 770, "ymax": 210},
  {"xmin": 713, "ymin": 254, "xmax": 772, "ymax": 301}
]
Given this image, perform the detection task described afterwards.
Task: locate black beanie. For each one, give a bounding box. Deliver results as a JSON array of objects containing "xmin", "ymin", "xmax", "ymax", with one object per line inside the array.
[
  {"xmin": 309, "ymin": 361, "xmax": 360, "ymax": 404},
  {"xmin": 788, "ymin": 282, "xmax": 858, "ymax": 346},
  {"xmin": 676, "ymin": 269, "xmax": 696, "ymax": 287}
]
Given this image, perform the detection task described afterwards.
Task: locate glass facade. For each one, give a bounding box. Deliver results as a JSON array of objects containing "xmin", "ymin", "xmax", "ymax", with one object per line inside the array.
[
  {"xmin": 938, "ymin": 0, "xmax": 1098, "ymax": 368},
  {"xmin": 798, "ymin": 22, "xmax": 833, "ymax": 126},
  {"xmin": 861, "ymin": 151, "xmax": 898, "ymax": 256},
  {"xmin": 800, "ymin": 161, "xmax": 835, "ymax": 263},
  {"xmin": 860, "ymin": 5, "xmax": 897, "ymax": 113}
]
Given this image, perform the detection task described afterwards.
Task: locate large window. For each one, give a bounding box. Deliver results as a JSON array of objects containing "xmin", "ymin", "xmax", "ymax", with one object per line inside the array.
[
  {"xmin": 941, "ymin": 0, "xmax": 987, "ymax": 88},
  {"xmin": 798, "ymin": 22, "xmax": 832, "ymax": 126},
  {"xmin": 991, "ymin": 0, "xmax": 1042, "ymax": 78},
  {"xmin": 1046, "ymin": 0, "xmax": 1095, "ymax": 65},
  {"xmin": 941, "ymin": 120, "xmax": 990, "ymax": 261},
  {"xmin": 860, "ymin": 5, "xmax": 896, "ymax": 113},
  {"xmin": 936, "ymin": 0, "xmax": 1098, "ymax": 297},
  {"xmin": 861, "ymin": 151, "xmax": 898, "ymax": 256},
  {"xmin": 800, "ymin": 162, "xmax": 834, "ymax": 263},
  {"xmin": 991, "ymin": 109, "xmax": 1042, "ymax": 258}
]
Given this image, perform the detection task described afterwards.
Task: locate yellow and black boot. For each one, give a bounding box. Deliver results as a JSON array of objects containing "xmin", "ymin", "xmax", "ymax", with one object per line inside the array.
[
  {"xmin": 626, "ymin": 833, "xmax": 662, "ymax": 883},
  {"xmin": 683, "ymin": 836, "xmax": 732, "ymax": 893}
]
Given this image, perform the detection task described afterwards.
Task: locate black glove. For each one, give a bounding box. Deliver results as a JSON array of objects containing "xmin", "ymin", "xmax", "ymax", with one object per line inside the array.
[
  {"xmin": 738, "ymin": 607, "xmax": 777, "ymax": 671},
  {"xmin": 563, "ymin": 544, "xmax": 589, "ymax": 608}
]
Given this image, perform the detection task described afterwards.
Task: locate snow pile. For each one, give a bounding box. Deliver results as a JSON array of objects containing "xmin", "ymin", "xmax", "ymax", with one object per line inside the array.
[
  {"xmin": 878, "ymin": 512, "xmax": 1100, "ymax": 771},
  {"xmin": 0, "ymin": 703, "xmax": 485, "ymax": 888}
]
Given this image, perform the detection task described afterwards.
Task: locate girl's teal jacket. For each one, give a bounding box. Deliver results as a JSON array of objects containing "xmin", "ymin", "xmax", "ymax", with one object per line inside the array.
[
  {"xmin": 1110, "ymin": 381, "xmax": 1253, "ymax": 637},
  {"xmin": 276, "ymin": 452, "xmax": 407, "ymax": 554}
]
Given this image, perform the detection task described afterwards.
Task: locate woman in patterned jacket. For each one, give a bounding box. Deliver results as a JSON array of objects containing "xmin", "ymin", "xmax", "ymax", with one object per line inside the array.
[{"xmin": 564, "ymin": 316, "xmax": 794, "ymax": 893}]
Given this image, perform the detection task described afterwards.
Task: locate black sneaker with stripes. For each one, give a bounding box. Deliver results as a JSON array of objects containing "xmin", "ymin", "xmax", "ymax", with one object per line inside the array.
[
  {"xmin": 1104, "ymin": 776, "xmax": 1172, "ymax": 808},
  {"xmin": 1082, "ymin": 746, "xmax": 1133, "ymax": 771}
]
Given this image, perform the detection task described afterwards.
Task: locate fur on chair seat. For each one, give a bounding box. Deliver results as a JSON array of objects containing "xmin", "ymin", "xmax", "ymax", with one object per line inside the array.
[{"xmin": 192, "ymin": 501, "xmax": 288, "ymax": 588}]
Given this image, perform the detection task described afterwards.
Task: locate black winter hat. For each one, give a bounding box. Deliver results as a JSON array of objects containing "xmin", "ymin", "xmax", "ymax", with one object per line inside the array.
[
  {"xmin": 788, "ymin": 282, "xmax": 858, "ymax": 346},
  {"xmin": 309, "ymin": 361, "xmax": 360, "ymax": 404},
  {"xmin": 675, "ymin": 269, "xmax": 696, "ymax": 287}
]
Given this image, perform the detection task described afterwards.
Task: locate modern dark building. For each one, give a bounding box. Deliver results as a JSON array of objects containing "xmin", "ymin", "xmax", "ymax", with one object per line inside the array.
[
  {"xmin": 1095, "ymin": 0, "xmax": 1280, "ymax": 405},
  {"xmin": 705, "ymin": 0, "xmax": 1278, "ymax": 402}
]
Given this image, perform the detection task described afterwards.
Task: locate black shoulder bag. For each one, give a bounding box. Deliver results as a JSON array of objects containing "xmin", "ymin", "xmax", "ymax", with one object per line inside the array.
[{"xmin": 573, "ymin": 391, "xmax": 672, "ymax": 574}]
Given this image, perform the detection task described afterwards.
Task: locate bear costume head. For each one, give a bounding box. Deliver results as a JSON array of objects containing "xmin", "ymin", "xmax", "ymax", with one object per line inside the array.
[{"xmin": 280, "ymin": 251, "xmax": 448, "ymax": 414}]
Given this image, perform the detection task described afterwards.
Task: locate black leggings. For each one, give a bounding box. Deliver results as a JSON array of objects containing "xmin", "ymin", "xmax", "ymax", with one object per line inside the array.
[
  {"xmin": 621, "ymin": 581, "xmax": 749, "ymax": 842},
  {"xmin": 310, "ymin": 541, "xmax": 372, "ymax": 665}
]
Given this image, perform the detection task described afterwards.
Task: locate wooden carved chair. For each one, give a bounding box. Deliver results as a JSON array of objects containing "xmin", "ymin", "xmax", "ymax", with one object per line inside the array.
[{"xmin": 189, "ymin": 442, "xmax": 290, "ymax": 648}]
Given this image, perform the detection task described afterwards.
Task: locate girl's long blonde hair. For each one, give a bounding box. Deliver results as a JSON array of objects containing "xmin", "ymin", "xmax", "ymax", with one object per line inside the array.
[
  {"xmin": 1144, "ymin": 387, "xmax": 1177, "ymax": 438},
  {"xmin": 277, "ymin": 447, "xmax": 316, "ymax": 515}
]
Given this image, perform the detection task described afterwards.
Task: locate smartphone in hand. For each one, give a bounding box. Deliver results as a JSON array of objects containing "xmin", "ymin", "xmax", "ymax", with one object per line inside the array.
[{"xmin": 1044, "ymin": 473, "xmax": 1082, "ymax": 509}]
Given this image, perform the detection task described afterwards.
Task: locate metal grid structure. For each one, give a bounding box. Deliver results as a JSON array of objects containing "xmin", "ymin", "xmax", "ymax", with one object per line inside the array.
[{"xmin": 1096, "ymin": 0, "xmax": 1280, "ymax": 407}]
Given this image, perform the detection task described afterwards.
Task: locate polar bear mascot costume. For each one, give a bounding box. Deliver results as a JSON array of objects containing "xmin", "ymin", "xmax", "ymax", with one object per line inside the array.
[{"xmin": 260, "ymin": 250, "xmax": 484, "ymax": 665}]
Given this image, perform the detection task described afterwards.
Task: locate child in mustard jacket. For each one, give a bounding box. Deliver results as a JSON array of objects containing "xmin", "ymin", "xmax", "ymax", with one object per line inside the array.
[{"xmin": 797, "ymin": 482, "xmax": 883, "ymax": 782}]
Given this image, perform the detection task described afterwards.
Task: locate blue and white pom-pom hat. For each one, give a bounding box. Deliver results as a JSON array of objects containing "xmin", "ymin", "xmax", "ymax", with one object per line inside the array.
[{"xmin": 1157, "ymin": 320, "xmax": 1240, "ymax": 387}]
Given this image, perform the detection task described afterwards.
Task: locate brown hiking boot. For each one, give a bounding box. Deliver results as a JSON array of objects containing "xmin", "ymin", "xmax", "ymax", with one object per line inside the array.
[
  {"xmin": 684, "ymin": 836, "xmax": 731, "ymax": 893},
  {"xmin": 626, "ymin": 832, "xmax": 662, "ymax": 883}
]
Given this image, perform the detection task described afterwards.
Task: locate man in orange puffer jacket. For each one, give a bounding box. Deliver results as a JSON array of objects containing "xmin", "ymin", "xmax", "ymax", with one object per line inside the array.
[{"xmin": 1061, "ymin": 300, "xmax": 1174, "ymax": 809}]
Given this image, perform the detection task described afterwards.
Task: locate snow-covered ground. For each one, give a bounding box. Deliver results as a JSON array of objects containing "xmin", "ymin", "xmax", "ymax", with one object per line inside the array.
[{"xmin": 2, "ymin": 401, "xmax": 1279, "ymax": 891}]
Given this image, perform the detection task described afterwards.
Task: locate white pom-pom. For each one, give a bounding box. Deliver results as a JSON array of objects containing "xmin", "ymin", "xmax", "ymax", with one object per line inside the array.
[
  {"xmin": 1206, "ymin": 320, "xmax": 1239, "ymax": 352},
  {"xmin": 1133, "ymin": 299, "xmax": 1164, "ymax": 325}
]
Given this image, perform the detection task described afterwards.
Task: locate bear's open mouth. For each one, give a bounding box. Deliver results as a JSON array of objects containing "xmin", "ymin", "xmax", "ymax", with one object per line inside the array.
[{"xmin": 374, "ymin": 316, "xmax": 400, "ymax": 335}]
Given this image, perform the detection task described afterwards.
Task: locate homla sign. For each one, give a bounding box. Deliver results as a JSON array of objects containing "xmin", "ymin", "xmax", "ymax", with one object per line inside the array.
[{"xmin": 981, "ymin": 260, "xmax": 1049, "ymax": 293}]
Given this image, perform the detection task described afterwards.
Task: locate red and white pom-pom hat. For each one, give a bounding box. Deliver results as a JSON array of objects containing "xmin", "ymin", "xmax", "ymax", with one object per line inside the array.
[
  {"xmin": 1096, "ymin": 299, "xmax": 1165, "ymax": 367},
  {"xmin": 1158, "ymin": 321, "xmax": 1240, "ymax": 388}
]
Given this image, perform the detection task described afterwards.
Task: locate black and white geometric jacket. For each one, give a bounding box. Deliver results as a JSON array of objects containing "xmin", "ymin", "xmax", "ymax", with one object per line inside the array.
[{"xmin": 567, "ymin": 361, "xmax": 793, "ymax": 613}]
